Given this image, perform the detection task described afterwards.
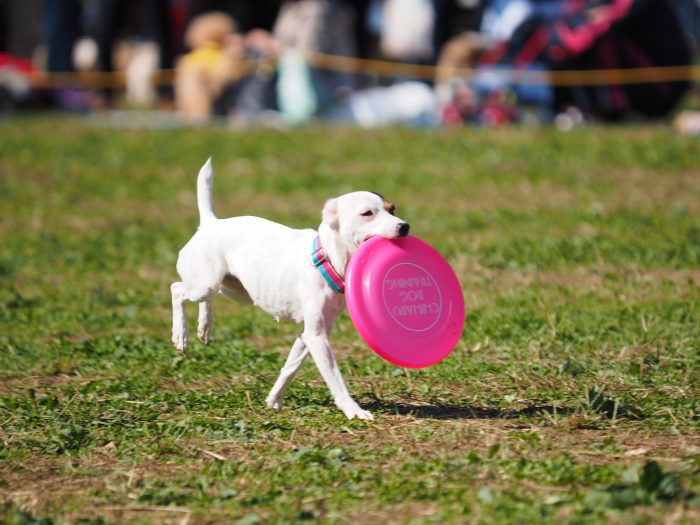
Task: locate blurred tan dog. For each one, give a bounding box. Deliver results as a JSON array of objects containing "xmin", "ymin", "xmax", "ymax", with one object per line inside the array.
[{"xmin": 175, "ymin": 12, "xmax": 244, "ymax": 122}]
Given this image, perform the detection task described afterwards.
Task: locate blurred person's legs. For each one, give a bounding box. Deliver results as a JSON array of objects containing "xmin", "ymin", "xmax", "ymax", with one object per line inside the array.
[
  {"xmin": 92, "ymin": 0, "xmax": 123, "ymax": 106},
  {"xmin": 45, "ymin": 0, "xmax": 79, "ymax": 72},
  {"xmin": 274, "ymin": 0, "xmax": 358, "ymax": 120},
  {"xmin": 0, "ymin": 0, "xmax": 7, "ymax": 52},
  {"xmin": 45, "ymin": 0, "xmax": 88, "ymax": 110},
  {"xmin": 137, "ymin": 0, "xmax": 173, "ymax": 105},
  {"xmin": 91, "ymin": 0, "xmax": 174, "ymax": 107}
]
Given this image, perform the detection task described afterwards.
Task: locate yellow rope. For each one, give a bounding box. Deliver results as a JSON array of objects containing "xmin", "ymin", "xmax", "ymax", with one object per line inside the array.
[
  {"xmin": 26, "ymin": 51, "xmax": 700, "ymax": 89},
  {"xmin": 306, "ymin": 51, "xmax": 700, "ymax": 86}
]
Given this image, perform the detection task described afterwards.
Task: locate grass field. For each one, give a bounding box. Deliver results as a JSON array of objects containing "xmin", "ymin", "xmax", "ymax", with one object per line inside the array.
[{"xmin": 1, "ymin": 117, "xmax": 699, "ymax": 524}]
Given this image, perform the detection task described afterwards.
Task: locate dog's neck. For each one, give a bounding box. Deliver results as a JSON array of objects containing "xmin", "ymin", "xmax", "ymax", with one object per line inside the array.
[{"xmin": 318, "ymin": 223, "xmax": 353, "ymax": 279}]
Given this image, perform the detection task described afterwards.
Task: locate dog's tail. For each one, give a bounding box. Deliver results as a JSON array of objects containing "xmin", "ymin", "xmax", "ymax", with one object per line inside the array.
[{"xmin": 197, "ymin": 157, "xmax": 217, "ymax": 225}]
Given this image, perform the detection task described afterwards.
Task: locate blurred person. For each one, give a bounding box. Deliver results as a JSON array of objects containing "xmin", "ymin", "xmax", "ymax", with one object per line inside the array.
[
  {"xmin": 176, "ymin": 2, "xmax": 284, "ymax": 123},
  {"xmin": 176, "ymin": 10, "xmax": 281, "ymax": 123},
  {"xmin": 0, "ymin": 0, "xmax": 45, "ymax": 112},
  {"xmin": 461, "ymin": 0, "xmax": 692, "ymax": 123},
  {"xmin": 361, "ymin": 0, "xmax": 483, "ymax": 68},
  {"xmin": 175, "ymin": 12, "xmax": 279, "ymax": 123},
  {"xmin": 216, "ymin": 28, "xmax": 280, "ymax": 123},
  {"xmin": 434, "ymin": 0, "xmax": 485, "ymax": 47},
  {"xmin": 2, "ymin": 0, "xmax": 44, "ymax": 58},
  {"xmin": 548, "ymin": 0, "xmax": 691, "ymax": 121},
  {"xmin": 44, "ymin": 0, "xmax": 89, "ymax": 110},
  {"xmin": 273, "ymin": 0, "xmax": 358, "ymax": 121},
  {"xmin": 175, "ymin": 11, "xmax": 243, "ymax": 122},
  {"xmin": 378, "ymin": 0, "xmax": 438, "ymax": 63},
  {"xmin": 669, "ymin": 1, "xmax": 700, "ymax": 136},
  {"xmin": 188, "ymin": 0, "xmax": 281, "ymax": 32},
  {"xmin": 0, "ymin": 0, "xmax": 8, "ymax": 53},
  {"xmin": 87, "ymin": 0, "xmax": 173, "ymax": 107},
  {"xmin": 45, "ymin": 0, "xmax": 80, "ymax": 73},
  {"xmin": 435, "ymin": 31, "xmax": 482, "ymax": 109},
  {"xmin": 669, "ymin": 0, "xmax": 700, "ymax": 50}
]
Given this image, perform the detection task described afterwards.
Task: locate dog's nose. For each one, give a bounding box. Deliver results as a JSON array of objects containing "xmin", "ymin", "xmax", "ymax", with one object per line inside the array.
[{"xmin": 397, "ymin": 222, "xmax": 410, "ymax": 237}]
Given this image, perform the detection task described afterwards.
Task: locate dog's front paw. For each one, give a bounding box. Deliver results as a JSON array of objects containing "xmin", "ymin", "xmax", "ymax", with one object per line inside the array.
[
  {"xmin": 266, "ymin": 396, "xmax": 284, "ymax": 411},
  {"xmin": 172, "ymin": 331, "xmax": 188, "ymax": 356},
  {"xmin": 197, "ymin": 330, "xmax": 209, "ymax": 345},
  {"xmin": 354, "ymin": 409, "xmax": 375, "ymax": 421},
  {"xmin": 343, "ymin": 404, "xmax": 375, "ymax": 421}
]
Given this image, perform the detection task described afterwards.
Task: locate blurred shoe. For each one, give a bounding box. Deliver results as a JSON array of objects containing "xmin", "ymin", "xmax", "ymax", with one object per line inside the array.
[
  {"xmin": 673, "ymin": 111, "xmax": 700, "ymax": 136},
  {"xmin": 53, "ymin": 88, "xmax": 91, "ymax": 111}
]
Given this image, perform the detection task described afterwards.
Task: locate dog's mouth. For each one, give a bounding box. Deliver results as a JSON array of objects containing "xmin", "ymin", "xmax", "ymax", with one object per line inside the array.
[{"xmin": 361, "ymin": 231, "xmax": 403, "ymax": 244}]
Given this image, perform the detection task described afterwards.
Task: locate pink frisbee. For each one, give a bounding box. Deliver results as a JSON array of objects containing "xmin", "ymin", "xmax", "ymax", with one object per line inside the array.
[{"xmin": 345, "ymin": 236, "xmax": 465, "ymax": 368}]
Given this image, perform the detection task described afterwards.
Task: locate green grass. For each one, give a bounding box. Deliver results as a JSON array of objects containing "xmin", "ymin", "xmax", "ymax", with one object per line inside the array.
[{"xmin": 0, "ymin": 117, "xmax": 699, "ymax": 524}]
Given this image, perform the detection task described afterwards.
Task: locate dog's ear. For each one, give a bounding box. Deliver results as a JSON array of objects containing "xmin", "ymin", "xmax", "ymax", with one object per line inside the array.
[{"xmin": 322, "ymin": 198, "xmax": 340, "ymax": 230}]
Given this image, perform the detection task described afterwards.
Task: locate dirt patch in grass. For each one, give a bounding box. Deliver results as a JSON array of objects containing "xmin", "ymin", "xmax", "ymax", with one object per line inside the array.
[
  {"xmin": 1, "ymin": 456, "xmax": 108, "ymax": 516},
  {"xmin": 0, "ymin": 447, "xmax": 211, "ymax": 517},
  {"xmin": 340, "ymin": 501, "xmax": 441, "ymax": 525},
  {"xmin": 0, "ymin": 373, "xmax": 115, "ymax": 396},
  {"xmin": 604, "ymin": 168, "xmax": 700, "ymax": 214},
  {"xmin": 90, "ymin": 506, "xmax": 196, "ymax": 525},
  {"xmin": 440, "ymin": 180, "xmax": 577, "ymax": 214}
]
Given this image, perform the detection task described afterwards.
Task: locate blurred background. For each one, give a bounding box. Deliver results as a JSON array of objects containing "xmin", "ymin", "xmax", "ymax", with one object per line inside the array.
[{"xmin": 1, "ymin": 0, "xmax": 700, "ymax": 131}]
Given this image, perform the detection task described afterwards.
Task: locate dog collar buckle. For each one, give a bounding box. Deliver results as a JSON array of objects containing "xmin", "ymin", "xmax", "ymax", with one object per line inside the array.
[
  {"xmin": 310, "ymin": 244, "xmax": 327, "ymax": 266},
  {"xmin": 311, "ymin": 235, "xmax": 345, "ymax": 294}
]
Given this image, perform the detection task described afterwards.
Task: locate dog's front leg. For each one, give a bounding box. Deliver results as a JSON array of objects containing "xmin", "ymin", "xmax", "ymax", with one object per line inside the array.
[
  {"xmin": 266, "ymin": 336, "xmax": 310, "ymax": 410},
  {"xmin": 303, "ymin": 329, "xmax": 374, "ymax": 421}
]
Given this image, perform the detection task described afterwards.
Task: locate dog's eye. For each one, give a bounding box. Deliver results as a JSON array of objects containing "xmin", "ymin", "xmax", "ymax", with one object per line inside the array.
[{"xmin": 360, "ymin": 210, "xmax": 374, "ymax": 217}]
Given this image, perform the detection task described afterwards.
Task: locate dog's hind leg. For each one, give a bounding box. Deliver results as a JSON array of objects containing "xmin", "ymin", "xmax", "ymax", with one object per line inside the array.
[
  {"xmin": 266, "ymin": 337, "xmax": 310, "ymax": 411},
  {"xmin": 171, "ymin": 282, "xmax": 189, "ymax": 355},
  {"xmin": 197, "ymin": 301, "xmax": 212, "ymax": 344}
]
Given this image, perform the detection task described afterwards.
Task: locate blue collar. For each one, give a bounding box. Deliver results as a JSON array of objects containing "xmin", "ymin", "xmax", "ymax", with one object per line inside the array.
[{"xmin": 311, "ymin": 235, "xmax": 345, "ymax": 294}]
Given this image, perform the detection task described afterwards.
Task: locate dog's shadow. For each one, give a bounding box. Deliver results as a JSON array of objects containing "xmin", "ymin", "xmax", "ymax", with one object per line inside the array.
[{"xmin": 363, "ymin": 399, "xmax": 573, "ymax": 420}]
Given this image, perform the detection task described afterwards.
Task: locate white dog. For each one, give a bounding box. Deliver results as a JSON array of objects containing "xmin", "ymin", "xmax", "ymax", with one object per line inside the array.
[{"xmin": 171, "ymin": 159, "xmax": 410, "ymax": 420}]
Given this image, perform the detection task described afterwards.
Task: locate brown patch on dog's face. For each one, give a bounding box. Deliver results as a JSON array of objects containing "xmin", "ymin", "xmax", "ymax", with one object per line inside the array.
[{"xmin": 371, "ymin": 192, "xmax": 396, "ymax": 215}]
